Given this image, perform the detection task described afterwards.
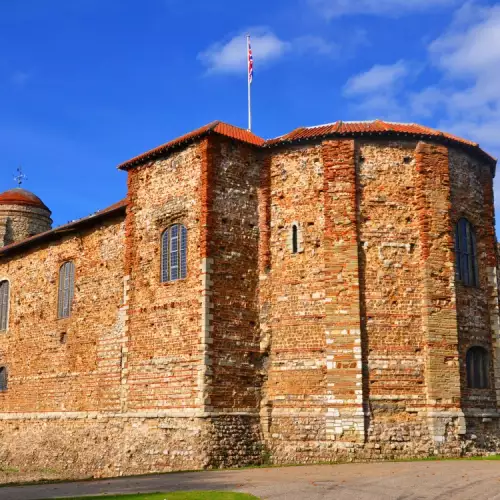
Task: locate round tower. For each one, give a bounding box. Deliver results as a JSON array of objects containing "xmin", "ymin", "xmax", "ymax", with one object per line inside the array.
[{"xmin": 0, "ymin": 188, "xmax": 52, "ymax": 246}]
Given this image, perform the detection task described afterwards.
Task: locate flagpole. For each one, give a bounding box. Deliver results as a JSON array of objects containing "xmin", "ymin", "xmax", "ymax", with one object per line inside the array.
[{"xmin": 247, "ymin": 34, "xmax": 252, "ymax": 132}]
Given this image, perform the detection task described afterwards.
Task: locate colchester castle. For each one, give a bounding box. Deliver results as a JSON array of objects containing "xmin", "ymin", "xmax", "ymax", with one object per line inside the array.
[{"xmin": 0, "ymin": 119, "xmax": 499, "ymax": 481}]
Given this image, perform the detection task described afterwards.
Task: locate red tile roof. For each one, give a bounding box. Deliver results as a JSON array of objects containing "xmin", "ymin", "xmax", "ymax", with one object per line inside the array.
[
  {"xmin": 0, "ymin": 199, "xmax": 127, "ymax": 257},
  {"xmin": 118, "ymin": 120, "xmax": 496, "ymax": 170},
  {"xmin": 0, "ymin": 188, "xmax": 51, "ymax": 212},
  {"xmin": 266, "ymin": 120, "xmax": 494, "ymax": 162},
  {"xmin": 118, "ymin": 121, "xmax": 264, "ymax": 170}
]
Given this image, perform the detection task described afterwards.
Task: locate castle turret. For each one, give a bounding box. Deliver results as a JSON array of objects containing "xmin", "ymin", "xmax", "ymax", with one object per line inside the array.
[{"xmin": 0, "ymin": 188, "xmax": 52, "ymax": 246}]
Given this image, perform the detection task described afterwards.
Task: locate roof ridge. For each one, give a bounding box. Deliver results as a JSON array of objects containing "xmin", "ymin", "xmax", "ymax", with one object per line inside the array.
[
  {"xmin": 118, "ymin": 120, "xmax": 263, "ymax": 170},
  {"xmin": 118, "ymin": 119, "xmax": 496, "ymax": 168},
  {"xmin": 214, "ymin": 120, "xmax": 252, "ymax": 133}
]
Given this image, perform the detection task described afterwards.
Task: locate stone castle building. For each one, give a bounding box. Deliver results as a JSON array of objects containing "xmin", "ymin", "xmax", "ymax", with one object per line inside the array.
[{"xmin": 0, "ymin": 119, "xmax": 499, "ymax": 480}]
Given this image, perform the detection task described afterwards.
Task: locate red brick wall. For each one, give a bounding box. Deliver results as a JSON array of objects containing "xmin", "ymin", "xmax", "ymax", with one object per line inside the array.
[
  {"xmin": 207, "ymin": 137, "xmax": 261, "ymax": 411},
  {"xmin": 323, "ymin": 138, "xmax": 364, "ymax": 441},
  {"xmin": 358, "ymin": 141, "xmax": 426, "ymax": 432},
  {"xmin": 449, "ymin": 148, "xmax": 498, "ymax": 412},
  {"xmin": 0, "ymin": 216, "xmax": 125, "ymax": 412},
  {"xmin": 125, "ymin": 142, "xmax": 204, "ymax": 412},
  {"xmin": 259, "ymin": 144, "xmax": 328, "ymax": 446}
]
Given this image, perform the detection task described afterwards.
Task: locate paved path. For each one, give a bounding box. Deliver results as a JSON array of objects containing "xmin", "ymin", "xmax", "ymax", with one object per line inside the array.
[{"xmin": 1, "ymin": 461, "xmax": 500, "ymax": 499}]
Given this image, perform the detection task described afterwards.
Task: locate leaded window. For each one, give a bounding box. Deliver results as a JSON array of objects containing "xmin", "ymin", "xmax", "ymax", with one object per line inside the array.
[
  {"xmin": 58, "ymin": 261, "xmax": 75, "ymax": 319},
  {"xmin": 455, "ymin": 218, "xmax": 479, "ymax": 287},
  {"xmin": 0, "ymin": 281, "xmax": 9, "ymax": 332},
  {"xmin": 161, "ymin": 224, "xmax": 187, "ymax": 282},
  {"xmin": 466, "ymin": 346, "xmax": 489, "ymax": 389}
]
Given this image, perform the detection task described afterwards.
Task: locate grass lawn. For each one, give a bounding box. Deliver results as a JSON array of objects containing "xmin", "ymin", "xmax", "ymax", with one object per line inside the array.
[{"xmin": 54, "ymin": 492, "xmax": 259, "ymax": 500}]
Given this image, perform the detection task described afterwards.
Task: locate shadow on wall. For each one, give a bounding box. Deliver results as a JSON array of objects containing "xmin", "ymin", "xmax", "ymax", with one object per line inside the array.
[{"xmin": 3, "ymin": 218, "xmax": 13, "ymax": 246}]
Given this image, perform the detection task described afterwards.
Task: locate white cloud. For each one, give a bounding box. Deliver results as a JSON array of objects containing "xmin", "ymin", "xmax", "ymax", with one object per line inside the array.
[
  {"xmin": 413, "ymin": 3, "xmax": 500, "ymax": 157},
  {"xmin": 343, "ymin": 2, "xmax": 500, "ymax": 211},
  {"xmin": 342, "ymin": 61, "xmax": 414, "ymax": 119},
  {"xmin": 343, "ymin": 61, "xmax": 409, "ymax": 95},
  {"xmin": 198, "ymin": 28, "xmax": 337, "ymax": 75},
  {"xmin": 310, "ymin": 0, "xmax": 457, "ymax": 19},
  {"xmin": 198, "ymin": 29, "xmax": 288, "ymax": 74},
  {"xmin": 343, "ymin": 3, "xmax": 500, "ymax": 156}
]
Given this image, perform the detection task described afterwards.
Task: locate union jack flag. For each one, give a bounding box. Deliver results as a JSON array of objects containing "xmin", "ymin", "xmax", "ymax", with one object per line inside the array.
[{"xmin": 248, "ymin": 37, "xmax": 253, "ymax": 84}]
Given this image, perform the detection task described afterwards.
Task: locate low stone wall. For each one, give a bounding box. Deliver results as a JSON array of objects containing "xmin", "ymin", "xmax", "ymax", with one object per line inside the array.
[
  {"xmin": 264, "ymin": 413, "xmax": 500, "ymax": 465},
  {"xmin": 0, "ymin": 412, "xmax": 497, "ymax": 484},
  {"xmin": 0, "ymin": 413, "xmax": 263, "ymax": 484}
]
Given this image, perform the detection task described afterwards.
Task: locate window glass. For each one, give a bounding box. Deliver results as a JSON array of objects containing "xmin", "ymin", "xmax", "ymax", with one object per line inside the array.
[
  {"xmin": 466, "ymin": 347, "xmax": 489, "ymax": 389},
  {"xmin": 58, "ymin": 262, "xmax": 75, "ymax": 318},
  {"xmin": 0, "ymin": 281, "xmax": 9, "ymax": 332},
  {"xmin": 455, "ymin": 219, "xmax": 479, "ymax": 286},
  {"xmin": 161, "ymin": 224, "xmax": 188, "ymax": 282}
]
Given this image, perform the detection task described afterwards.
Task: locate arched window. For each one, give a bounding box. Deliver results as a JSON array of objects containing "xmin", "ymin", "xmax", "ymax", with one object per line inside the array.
[
  {"xmin": 161, "ymin": 224, "xmax": 187, "ymax": 283},
  {"xmin": 58, "ymin": 261, "xmax": 75, "ymax": 319},
  {"xmin": 0, "ymin": 281, "xmax": 9, "ymax": 332},
  {"xmin": 455, "ymin": 218, "xmax": 479, "ymax": 286},
  {"xmin": 292, "ymin": 224, "xmax": 298, "ymax": 254},
  {"xmin": 466, "ymin": 346, "xmax": 489, "ymax": 389}
]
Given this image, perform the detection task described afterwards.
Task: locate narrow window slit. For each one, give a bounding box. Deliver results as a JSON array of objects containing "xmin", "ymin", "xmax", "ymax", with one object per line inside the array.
[
  {"xmin": 58, "ymin": 262, "xmax": 75, "ymax": 319},
  {"xmin": 0, "ymin": 281, "xmax": 9, "ymax": 331},
  {"xmin": 0, "ymin": 367, "xmax": 7, "ymax": 391},
  {"xmin": 292, "ymin": 224, "xmax": 299, "ymax": 254}
]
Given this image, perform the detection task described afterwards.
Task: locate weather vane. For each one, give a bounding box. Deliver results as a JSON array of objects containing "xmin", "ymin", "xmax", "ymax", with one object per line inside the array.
[{"xmin": 13, "ymin": 166, "xmax": 27, "ymax": 187}]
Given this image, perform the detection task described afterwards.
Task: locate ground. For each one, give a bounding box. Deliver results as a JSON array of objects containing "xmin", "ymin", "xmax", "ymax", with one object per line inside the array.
[
  {"xmin": 50, "ymin": 494, "xmax": 258, "ymax": 500},
  {"xmin": 1, "ymin": 461, "xmax": 500, "ymax": 500}
]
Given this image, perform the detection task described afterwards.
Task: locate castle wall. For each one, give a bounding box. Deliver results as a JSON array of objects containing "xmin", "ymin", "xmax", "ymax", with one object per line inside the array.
[
  {"xmin": 0, "ymin": 138, "xmax": 265, "ymax": 482},
  {"xmin": 124, "ymin": 142, "xmax": 204, "ymax": 413},
  {"xmin": 207, "ymin": 137, "xmax": 261, "ymax": 412},
  {"xmin": 0, "ymin": 215, "xmax": 125, "ymax": 412},
  {"xmin": 449, "ymin": 148, "xmax": 500, "ymax": 448},
  {"xmin": 261, "ymin": 140, "xmax": 499, "ymax": 463},
  {"xmin": 0, "ymin": 134, "xmax": 498, "ymax": 483},
  {"xmin": 122, "ymin": 138, "xmax": 263, "ymax": 470},
  {"xmin": 259, "ymin": 144, "xmax": 329, "ymax": 460},
  {"xmin": 358, "ymin": 140, "xmax": 431, "ymax": 452}
]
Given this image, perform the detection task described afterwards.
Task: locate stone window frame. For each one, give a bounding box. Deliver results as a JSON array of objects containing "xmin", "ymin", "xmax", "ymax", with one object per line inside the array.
[
  {"xmin": 454, "ymin": 217, "xmax": 479, "ymax": 287},
  {"xmin": 288, "ymin": 222, "xmax": 304, "ymax": 254},
  {"xmin": 0, "ymin": 278, "xmax": 10, "ymax": 333},
  {"xmin": 57, "ymin": 261, "xmax": 75, "ymax": 319},
  {"xmin": 160, "ymin": 223, "xmax": 188, "ymax": 283},
  {"xmin": 466, "ymin": 345, "xmax": 490, "ymax": 389}
]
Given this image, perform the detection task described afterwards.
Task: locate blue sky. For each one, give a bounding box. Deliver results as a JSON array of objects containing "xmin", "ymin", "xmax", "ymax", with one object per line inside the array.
[{"xmin": 1, "ymin": 0, "xmax": 499, "ymax": 225}]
